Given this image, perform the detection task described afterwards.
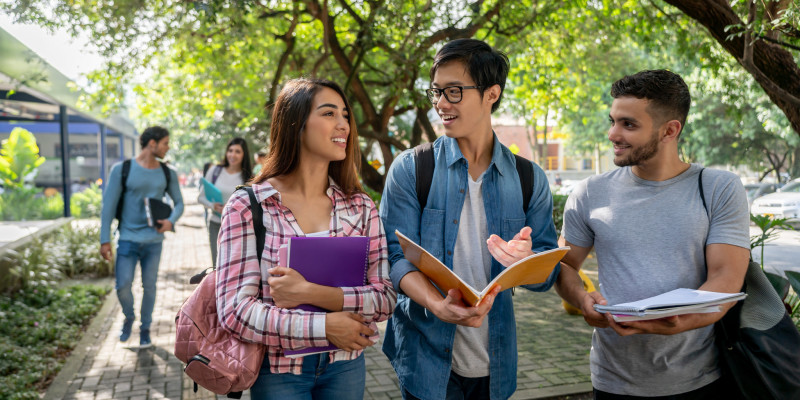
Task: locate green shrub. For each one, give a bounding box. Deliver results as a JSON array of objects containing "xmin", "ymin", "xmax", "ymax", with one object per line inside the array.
[
  {"xmin": 0, "ymin": 237, "xmax": 61, "ymax": 292},
  {"xmin": 50, "ymin": 222, "xmax": 111, "ymax": 278},
  {"xmin": 0, "ymin": 284, "xmax": 109, "ymax": 399},
  {"xmin": 70, "ymin": 183, "xmax": 103, "ymax": 218},
  {"xmin": 1, "ymin": 221, "xmax": 111, "ymax": 293},
  {"xmin": 552, "ymin": 194, "xmax": 567, "ymax": 232}
]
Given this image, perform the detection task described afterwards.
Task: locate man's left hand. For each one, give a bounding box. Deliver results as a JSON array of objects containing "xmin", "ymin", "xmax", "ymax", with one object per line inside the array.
[
  {"xmin": 486, "ymin": 226, "xmax": 534, "ymax": 267},
  {"xmin": 156, "ymin": 219, "xmax": 173, "ymax": 233}
]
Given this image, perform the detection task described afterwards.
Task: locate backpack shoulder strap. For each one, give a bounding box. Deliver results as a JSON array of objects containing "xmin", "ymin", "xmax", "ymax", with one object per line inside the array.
[
  {"xmin": 243, "ymin": 186, "xmax": 265, "ymax": 263},
  {"xmin": 698, "ymin": 168, "xmax": 707, "ymax": 215},
  {"xmin": 414, "ymin": 142, "xmax": 435, "ymax": 210},
  {"xmin": 211, "ymin": 165, "xmax": 223, "ymax": 184},
  {"xmin": 115, "ymin": 159, "xmax": 132, "ymax": 220},
  {"xmin": 514, "ymin": 154, "xmax": 534, "ymax": 214},
  {"xmin": 122, "ymin": 159, "xmax": 132, "ymax": 191},
  {"xmin": 160, "ymin": 162, "xmax": 171, "ymax": 194}
]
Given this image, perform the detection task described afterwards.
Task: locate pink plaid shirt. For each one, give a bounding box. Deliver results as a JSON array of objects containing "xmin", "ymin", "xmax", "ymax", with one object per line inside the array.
[{"xmin": 216, "ymin": 179, "xmax": 396, "ymax": 374}]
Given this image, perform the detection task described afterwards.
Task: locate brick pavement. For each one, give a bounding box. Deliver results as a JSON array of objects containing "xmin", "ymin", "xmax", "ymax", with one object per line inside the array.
[{"xmin": 46, "ymin": 187, "xmax": 594, "ymax": 400}]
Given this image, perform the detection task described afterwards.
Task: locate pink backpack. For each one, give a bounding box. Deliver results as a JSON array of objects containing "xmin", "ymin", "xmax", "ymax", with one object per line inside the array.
[{"xmin": 174, "ymin": 186, "xmax": 267, "ymax": 398}]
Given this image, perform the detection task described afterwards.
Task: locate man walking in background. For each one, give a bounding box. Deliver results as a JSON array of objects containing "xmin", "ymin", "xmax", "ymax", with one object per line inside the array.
[{"xmin": 100, "ymin": 126, "xmax": 184, "ymax": 348}]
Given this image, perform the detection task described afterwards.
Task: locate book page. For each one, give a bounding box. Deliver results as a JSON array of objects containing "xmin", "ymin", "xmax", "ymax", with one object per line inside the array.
[
  {"xmin": 395, "ymin": 230, "xmax": 481, "ymax": 305},
  {"xmin": 611, "ymin": 305, "xmax": 721, "ymax": 322},
  {"xmin": 594, "ymin": 288, "xmax": 746, "ymax": 314},
  {"xmin": 479, "ymin": 247, "xmax": 570, "ymax": 298}
]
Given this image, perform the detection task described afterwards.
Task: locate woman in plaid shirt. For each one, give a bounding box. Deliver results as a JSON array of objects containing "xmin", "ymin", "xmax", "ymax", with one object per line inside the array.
[{"xmin": 216, "ymin": 78, "xmax": 397, "ymax": 399}]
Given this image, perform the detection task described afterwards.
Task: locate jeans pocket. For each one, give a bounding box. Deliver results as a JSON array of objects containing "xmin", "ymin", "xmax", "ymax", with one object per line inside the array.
[{"xmin": 116, "ymin": 240, "xmax": 139, "ymax": 257}]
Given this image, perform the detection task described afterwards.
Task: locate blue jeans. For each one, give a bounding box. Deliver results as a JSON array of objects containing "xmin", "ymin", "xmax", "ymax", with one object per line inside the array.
[
  {"xmin": 115, "ymin": 240, "xmax": 163, "ymax": 330},
  {"xmin": 250, "ymin": 353, "xmax": 365, "ymax": 400},
  {"xmin": 403, "ymin": 371, "xmax": 490, "ymax": 400}
]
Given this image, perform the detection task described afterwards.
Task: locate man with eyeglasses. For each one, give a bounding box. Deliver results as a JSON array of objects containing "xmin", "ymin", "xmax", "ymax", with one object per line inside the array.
[{"xmin": 379, "ymin": 38, "xmax": 560, "ymax": 400}]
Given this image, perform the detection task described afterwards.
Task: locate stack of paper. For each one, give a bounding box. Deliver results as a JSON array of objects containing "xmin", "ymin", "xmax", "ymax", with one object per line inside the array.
[{"xmin": 594, "ymin": 288, "xmax": 746, "ymax": 322}]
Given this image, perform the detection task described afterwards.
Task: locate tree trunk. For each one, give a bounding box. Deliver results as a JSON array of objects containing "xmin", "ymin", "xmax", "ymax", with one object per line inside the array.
[{"xmin": 663, "ymin": 0, "xmax": 800, "ymax": 137}]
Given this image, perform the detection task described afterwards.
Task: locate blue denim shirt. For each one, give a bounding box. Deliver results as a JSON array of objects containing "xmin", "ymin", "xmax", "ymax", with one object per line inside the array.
[{"xmin": 379, "ymin": 135, "xmax": 560, "ymax": 400}]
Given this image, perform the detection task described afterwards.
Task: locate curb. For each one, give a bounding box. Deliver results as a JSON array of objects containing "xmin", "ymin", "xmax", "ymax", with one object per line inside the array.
[{"xmin": 43, "ymin": 277, "xmax": 116, "ymax": 400}]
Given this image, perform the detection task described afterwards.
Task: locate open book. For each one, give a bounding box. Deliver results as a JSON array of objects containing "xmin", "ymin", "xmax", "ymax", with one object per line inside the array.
[
  {"xmin": 395, "ymin": 230, "xmax": 568, "ymax": 307},
  {"xmin": 594, "ymin": 288, "xmax": 747, "ymax": 322}
]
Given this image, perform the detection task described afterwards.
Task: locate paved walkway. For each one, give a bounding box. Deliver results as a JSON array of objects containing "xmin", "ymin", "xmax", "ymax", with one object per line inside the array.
[{"xmin": 45, "ymin": 188, "xmax": 594, "ymax": 400}]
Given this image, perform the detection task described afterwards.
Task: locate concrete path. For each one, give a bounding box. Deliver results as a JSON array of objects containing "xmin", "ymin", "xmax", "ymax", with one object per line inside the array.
[{"xmin": 45, "ymin": 187, "xmax": 594, "ymax": 400}]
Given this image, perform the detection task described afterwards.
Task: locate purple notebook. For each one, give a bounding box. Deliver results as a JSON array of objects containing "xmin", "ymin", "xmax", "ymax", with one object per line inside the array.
[{"xmin": 278, "ymin": 236, "xmax": 369, "ymax": 358}]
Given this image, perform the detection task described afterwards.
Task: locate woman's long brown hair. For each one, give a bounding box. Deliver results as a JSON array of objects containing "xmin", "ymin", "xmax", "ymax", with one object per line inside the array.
[{"xmin": 252, "ymin": 78, "xmax": 363, "ymax": 197}]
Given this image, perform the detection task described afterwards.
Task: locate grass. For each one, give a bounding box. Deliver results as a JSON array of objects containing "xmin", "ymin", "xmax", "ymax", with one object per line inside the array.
[{"xmin": 0, "ymin": 284, "xmax": 110, "ymax": 400}]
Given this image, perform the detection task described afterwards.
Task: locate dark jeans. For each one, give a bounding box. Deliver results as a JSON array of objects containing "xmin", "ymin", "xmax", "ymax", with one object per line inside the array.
[
  {"xmin": 403, "ymin": 371, "xmax": 490, "ymax": 400},
  {"xmin": 594, "ymin": 376, "xmax": 743, "ymax": 400},
  {"xmin": 250, "ymin": 353, "xmax": 365, "ymax": 400}
]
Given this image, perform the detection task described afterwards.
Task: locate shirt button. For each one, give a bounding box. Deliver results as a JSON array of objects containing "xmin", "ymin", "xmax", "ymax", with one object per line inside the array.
[
  {"xmin": 453, "ymin": 219, "xmax": 458, "ymax": 224},
  {"xmin": 330, "ymin": 212, "xmax": 334, "ymax": 216},
  {"xmin": 444, "ymin": 348, "xmax": 450, "ymax": 353},
  {"xmin": 447, "ymin": 250, "xmax": 452, "ymax": 256},
  {"xmin": 459, "ymin": 189, "xmax": 465, "ymax": 193}
]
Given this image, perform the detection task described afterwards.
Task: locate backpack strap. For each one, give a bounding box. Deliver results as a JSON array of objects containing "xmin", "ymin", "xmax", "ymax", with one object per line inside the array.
[
  {"xmin": 189, "ymin": 185, "xmax": 265, "ymax": 284},
  {"xmin": 243, "ymin": 186, "xmax": 265, "ymax": 262},
  {"xmin": 513, "ymin": 154, "xmax": 534, "ymax": 214},
  {"xmin": 211, "ymin": 165, "xmax": 223, "ymax": 184},
  {"xmin": 160, "ymin": 162, "xmax": 171, "ymax": 192},
  {"xmin": 413, "ymin": 142, "xmax": 534, "ymax": 214},
  {"xmin": 115, "ymin": 159, "xmax": 132, "ymax": 221},
  {"xmin": 414, "ymin": 142, "xmax": 435, "ymax": 210},
  {"xmin": 698, "ymin": 168, "xmax": 707, "ymax": 215}
]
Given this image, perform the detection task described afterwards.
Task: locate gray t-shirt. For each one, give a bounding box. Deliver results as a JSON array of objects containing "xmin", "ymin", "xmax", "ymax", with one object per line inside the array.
[
  {"xmin": 451, "ymin": 174, "xmax": 491, "ymax": 377},
  {"xmin": 562, "ymin": 164, "xmax": 749, "ymax": 396}
]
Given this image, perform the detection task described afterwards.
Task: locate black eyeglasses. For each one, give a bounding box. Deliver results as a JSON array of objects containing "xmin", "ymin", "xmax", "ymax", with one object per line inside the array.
[{"xmin": 425, "ymin": 86, "xmax": 480, "ymax": 104}]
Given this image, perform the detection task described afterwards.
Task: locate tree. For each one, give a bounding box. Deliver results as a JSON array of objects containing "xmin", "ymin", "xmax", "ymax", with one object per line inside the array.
[
  {"xmin": 3, "ymin": 0, "xmax": 567, "ymax": 192},
  {"xmin": 663, "ymin": 0, "xmax": 800, "ymax": 137}
]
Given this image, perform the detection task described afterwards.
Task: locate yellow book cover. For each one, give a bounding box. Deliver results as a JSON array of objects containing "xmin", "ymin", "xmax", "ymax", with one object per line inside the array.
[{"xmin": 395, "ymin": 230, "xmax": 569, "ymax": 306}]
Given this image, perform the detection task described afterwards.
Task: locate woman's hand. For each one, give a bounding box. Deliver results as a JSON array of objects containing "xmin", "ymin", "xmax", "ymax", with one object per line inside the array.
[
  {"xmin": 325, "ymin": 312, "xmax": 375, "ymax": 351},
  {"xmin": 267, "ymin": 267, "xmax": 312, "ymax": 308}
]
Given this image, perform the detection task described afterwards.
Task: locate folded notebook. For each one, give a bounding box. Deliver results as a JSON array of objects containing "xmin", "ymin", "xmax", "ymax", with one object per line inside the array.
[{"xmin": 144, "ymin": 197, "xmax": 172, "ymax": 229}]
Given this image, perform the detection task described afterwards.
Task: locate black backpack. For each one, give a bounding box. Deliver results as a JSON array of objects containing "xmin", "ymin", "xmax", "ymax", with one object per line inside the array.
[
  {"xmin": 114, "ymin": 159, "xmax": 172, "ymax": 223},
  {"xmin": 413, "ymin": 142, "xmax": 534, "ymax": 213}
]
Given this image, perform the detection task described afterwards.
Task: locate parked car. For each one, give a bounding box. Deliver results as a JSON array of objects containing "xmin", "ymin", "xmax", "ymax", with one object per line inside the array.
[
  {"xmin": 744, "ymin": 182, "xmax": 778, "ymax": 207},
  {"xmin": 750, "ymin": 179, "xmax": 800, "ymax": 221}
]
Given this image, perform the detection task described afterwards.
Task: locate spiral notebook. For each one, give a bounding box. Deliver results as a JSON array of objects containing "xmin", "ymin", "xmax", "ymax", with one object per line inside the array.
[{"xmin": 278, "ymin": 236, "xmax": 370, "ymax": 358}]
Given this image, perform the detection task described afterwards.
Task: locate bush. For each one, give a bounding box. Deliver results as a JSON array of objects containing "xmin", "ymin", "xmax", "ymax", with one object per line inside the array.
[
  {"xmin": 70, "ymin": 184, "xmax": 103, "ymax": 218},
  {"xmin": 552, "ymin": 194, "xmax": 567, "ymax": 232},
  {"xmin": 0, "ymin": 285, "xmax": 109, "ymax": 399},
  {"xmin": 50, "ymin": 222, "xmax": 111, "ymax": 278},
  {"xmin": 1, "ymin": 221, "xmax": 111, "ymax": 293}
]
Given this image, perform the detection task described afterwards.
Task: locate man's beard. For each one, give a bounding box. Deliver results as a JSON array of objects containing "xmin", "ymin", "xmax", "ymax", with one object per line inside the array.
[{"xmin": 613, "ymin": 129, "xmax": 660, "ymax": 167}]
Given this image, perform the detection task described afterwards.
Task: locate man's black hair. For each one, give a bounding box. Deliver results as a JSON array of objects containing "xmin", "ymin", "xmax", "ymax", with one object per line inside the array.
[
  {"xmin": 430, "ymin": 38, "xmax": 509, "ymax": 113},
  {"xmin": 139, "ymin": 126, "xmax": 170, "ymax": 149},
  {"xmin": 610, "ymin": 70, "xmax": 691, "ymax": 135}
]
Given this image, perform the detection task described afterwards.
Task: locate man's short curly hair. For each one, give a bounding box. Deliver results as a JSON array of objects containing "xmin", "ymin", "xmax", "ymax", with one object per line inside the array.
[{"xmin": 611, "ymin": 70, "xmax": 691, "ymax": 135}]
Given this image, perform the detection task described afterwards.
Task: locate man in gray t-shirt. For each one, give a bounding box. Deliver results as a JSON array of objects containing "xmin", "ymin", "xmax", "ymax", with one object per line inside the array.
[{"xmin": 555, "ymin": 70, "xmax": 749, "ymax": 399}]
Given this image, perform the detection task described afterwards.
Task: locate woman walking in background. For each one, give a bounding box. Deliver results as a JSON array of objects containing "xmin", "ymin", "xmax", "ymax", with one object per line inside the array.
[
  {"xmin": 198, "ymin": 137, "xmax": 253, "ymax": 266},
  {"xmin": 216, "ymin": 78, "xmax": 396, "ymax": 400}
]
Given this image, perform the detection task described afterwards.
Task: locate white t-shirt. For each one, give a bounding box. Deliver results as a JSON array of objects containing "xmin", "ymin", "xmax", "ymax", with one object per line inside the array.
[{"xmin": 198, "ymin": 166, "xmax": 246, "ymax": 224}]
